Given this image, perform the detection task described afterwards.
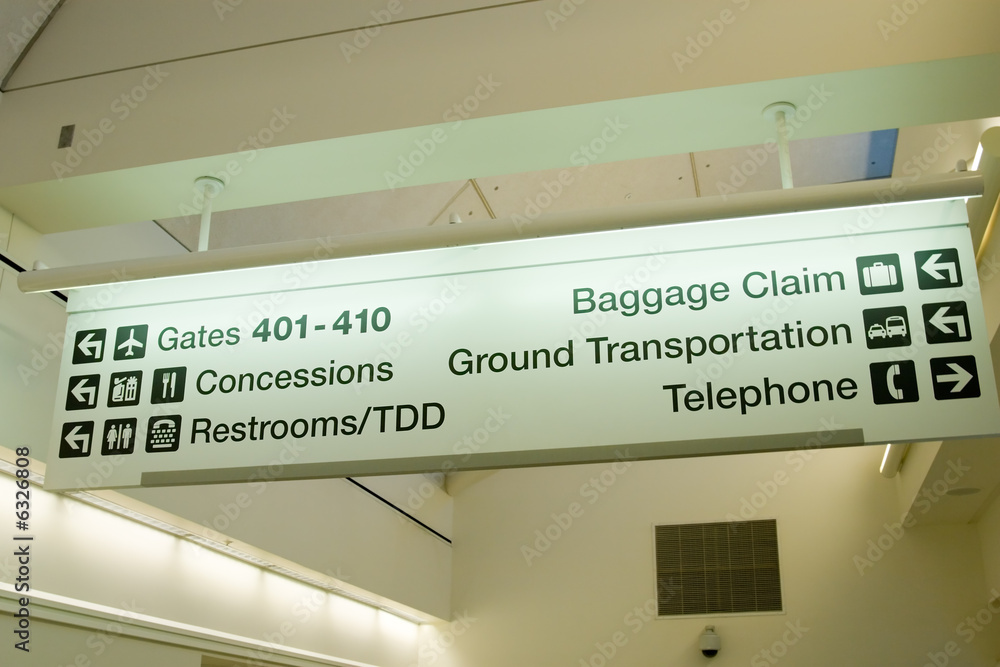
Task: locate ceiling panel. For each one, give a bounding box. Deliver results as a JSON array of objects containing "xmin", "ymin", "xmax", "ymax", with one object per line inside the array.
[
  {"xmin": 430, "ymin": 180, "xmax": 491, "ymax": 226},
  {"xmin": 475, "ymin": 153, "xmax": 697, "ymax": 218},
  {"xmin": 158, "ymin": 179, "xmax": 469, "ymax": 250},
  {"xmin": 7, "ymin": 0, "xmax": 537, "ymax": 88},
  {"xmin": 0, "ymin": 0, "xmax": 58, "ymax": 87}
]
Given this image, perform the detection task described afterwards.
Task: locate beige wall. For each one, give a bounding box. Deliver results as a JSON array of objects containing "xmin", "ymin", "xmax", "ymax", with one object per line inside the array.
[
  {"xmin": 979, "ymin": 492, "xmax": 1000, "ymax": 597},
  {"xmin": 0, "ymin": 619, "xmax": 201, "ymax": 667},
  {"xmin": 440, "ymin": 447, "xmax": 999, "ymax": 666}
]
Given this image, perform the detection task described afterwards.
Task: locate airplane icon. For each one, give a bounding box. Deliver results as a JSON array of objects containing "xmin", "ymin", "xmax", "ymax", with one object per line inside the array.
[
  {"xmin": 113, "ymin": 325, "xmax": 148, "ymax": 361},
  {"xmin": 117, "ymin": 329, "xmax": 144, "ymax": 356}
]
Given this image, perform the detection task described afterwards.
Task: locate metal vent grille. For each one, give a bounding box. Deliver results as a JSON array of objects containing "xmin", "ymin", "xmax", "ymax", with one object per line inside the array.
[{"xmin": 654, "ymin": 519, "xmax": 782, "ymax": 616}]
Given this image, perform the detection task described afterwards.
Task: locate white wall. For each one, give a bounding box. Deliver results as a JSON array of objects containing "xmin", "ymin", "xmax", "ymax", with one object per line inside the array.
[
  {"xmin": 0, "ymin": 207, "xmax": 66, "ymax": 463},
  {"xmin": 441, "ymin": 447, "xmax": 999, "ymax": 667}
]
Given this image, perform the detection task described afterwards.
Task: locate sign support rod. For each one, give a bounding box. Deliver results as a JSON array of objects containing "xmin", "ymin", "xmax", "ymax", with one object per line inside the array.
[
  {"xmin": 763, "ymin": 102, "xmax": 797, "ymax": 190},
  {"xmin": 18, "ymin": 173, "xmax": 983, "ymax": 294},
  {"xmin": 194, "ymin": 176, "xmax": 225, "ymax": 253}
]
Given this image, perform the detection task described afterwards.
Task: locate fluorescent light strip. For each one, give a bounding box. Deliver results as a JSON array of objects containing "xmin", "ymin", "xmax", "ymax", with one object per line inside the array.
[
  {"xmin": 0, "ymin": 458, "xmax": 45, "ymax": 485},
  {"xmin": 972, "ymin": 143, "xmax": 985, "ymax": 171},
  {"xmin": 0, "ymin": 463, "xmax": 426, "ymax": 624}
]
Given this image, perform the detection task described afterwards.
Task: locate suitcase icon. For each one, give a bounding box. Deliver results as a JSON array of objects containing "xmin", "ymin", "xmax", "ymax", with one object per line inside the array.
[{"xmin": 862, "ymin": 262, "xmax": 897, "ymax": 288}]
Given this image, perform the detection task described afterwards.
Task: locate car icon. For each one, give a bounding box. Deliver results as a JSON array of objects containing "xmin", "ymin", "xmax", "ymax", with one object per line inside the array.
[
  {"xmin": 885, "ymin": 315, "xmax": 907, "ymax": 338},
  {"xmin": 868, "ymin": 323, "xmax": 887, "ymax": 339}
]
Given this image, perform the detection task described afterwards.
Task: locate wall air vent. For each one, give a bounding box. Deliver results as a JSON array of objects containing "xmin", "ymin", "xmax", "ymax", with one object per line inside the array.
[{"xmin": 654, "ymin": 519, "xmax": 782, "ymax": 616}]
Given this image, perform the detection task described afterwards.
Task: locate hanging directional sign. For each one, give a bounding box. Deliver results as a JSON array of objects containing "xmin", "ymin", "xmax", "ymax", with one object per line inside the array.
[{"xmin": 42, "ymin": 198, "xmax": 1000, "ymax": 490}]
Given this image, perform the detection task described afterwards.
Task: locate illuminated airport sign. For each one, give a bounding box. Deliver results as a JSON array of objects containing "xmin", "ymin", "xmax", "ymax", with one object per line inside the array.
[{"xmin": 44, "ymin": 198, "xmax": 1000, "ymax": 490}]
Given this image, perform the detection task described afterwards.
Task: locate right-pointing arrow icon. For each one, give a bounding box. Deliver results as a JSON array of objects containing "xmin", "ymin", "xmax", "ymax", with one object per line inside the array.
[
  {"xmin": 936, "ymin": 363, "xmax": 973, "ymax": 393},
  {"xmin": 930, "ymin": 356, "xmax": 981, "ymax": 400},
  {"xmin": 929, "ymin": 306, "xmax": 968, "ymax": 338}
]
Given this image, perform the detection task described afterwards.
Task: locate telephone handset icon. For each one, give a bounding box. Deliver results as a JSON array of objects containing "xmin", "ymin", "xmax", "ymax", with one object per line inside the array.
[
  {"xmin": 886, "ymin": 363, "xmax": 904, "ymax": 400},
  {"xmin": 152, "ymin": 419, "xmax": 174, "ymax": 430}
]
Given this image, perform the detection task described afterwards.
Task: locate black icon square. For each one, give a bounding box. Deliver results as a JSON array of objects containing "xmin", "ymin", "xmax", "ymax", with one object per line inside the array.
[
  {"xmin": 146, "ymin": 415, "xmax": 181, "ymax": 453},
  {"xmin": 151, "ymin": 367, "xmax": 187, "ymax": 404},
  {"xmin": 113, "ymin": 325, "xmax": 148, "ymax": 361},
  {"xmin": 869, "ymin": 360, "xmax": 919, "ymax": 405},
  {"xmin": 857, "ymin": 254, "xmax": 903, "ymax": 295},
  {"xmin": 65, "ymin": 374, "xmax": 101, "ymax": 411},
  {"xmin": 922, "ymin": 301, "xmax": 971, "ymax": 344},
  {"xmin": 930, "ymin": 356, "xmax": 980, "ymax": 400},
  {"xmin": 915, "ymin": 248, "xmax": 962, "ymax": 290},
  {"xmin": 59, "ymin": 421, "xmax": 94, "ymax": 458},
  {"xmin": 862, "ymin": 306, "xmax": 911, "ymax": 349},
  {"xmin": 101, "ymin": 418, "xmax": 137, "ymax": 456},
  {"xmin": 72, "ymin": 329, "xmax": 106, "ymax": 364},
  {"xmin": 107, "ymin": 370, "xmax": 142, "ymax": 408}
]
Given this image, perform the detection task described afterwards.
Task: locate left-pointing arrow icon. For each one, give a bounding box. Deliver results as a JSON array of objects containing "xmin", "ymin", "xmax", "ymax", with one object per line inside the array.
[
  {"xmin": 936, "ymin": 362, "xmax": 973, "ymax": 393},
  {"xmin": 921, "ymin": 253, "xmax": 958, "ymax": 283},
  {"xmin": 77, "ymin": 332, "xmax": 103, "ymax": 358},
  {"xmin": 64, "ymin": 425, "xmax": 90, "ymax": 453},
  {"xmin": 71, "ymin": 378, "xmax": 96, "ymax": 404},
  {"xmin": 928, "ymin": 306, "xmax": 968, "ymax": 338}
]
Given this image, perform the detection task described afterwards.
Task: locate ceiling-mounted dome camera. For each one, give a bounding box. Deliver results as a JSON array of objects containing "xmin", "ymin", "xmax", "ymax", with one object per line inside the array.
[{"xmin": 700, "ymin": 625, "xmax": 720, "ymax": 658}]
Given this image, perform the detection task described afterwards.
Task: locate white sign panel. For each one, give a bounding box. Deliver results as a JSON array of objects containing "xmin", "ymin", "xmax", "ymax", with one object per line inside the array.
[{"xmin": 45, "ymin": 199, "xmax": 1000, "ymax": 490}]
